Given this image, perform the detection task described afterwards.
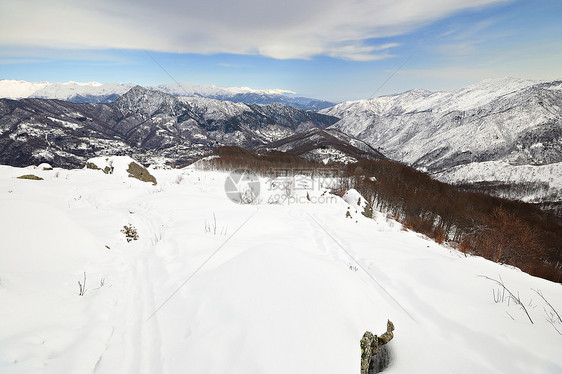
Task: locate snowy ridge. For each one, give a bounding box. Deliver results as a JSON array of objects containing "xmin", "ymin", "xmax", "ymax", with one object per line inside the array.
[
  {"xmin": 326, "ymin": 77, "xmax": 545, "ymax": 115},
  {"xmin": 0, "ymin": 163, "xmax": 560, "ymax": 373},
  {"xmin": 156, "ymin": 83, "xmax": 295, "ymax": 97},
  {"xmin": 33, "ymin": 81, "xmax": 132, "ymax": 102}
]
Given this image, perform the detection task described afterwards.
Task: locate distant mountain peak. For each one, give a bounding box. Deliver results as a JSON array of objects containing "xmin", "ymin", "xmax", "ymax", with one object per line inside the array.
[
  {"xmin": 114, "ymin": 85, "xmax": 182, "ymax": 118},
  {"xmin": 259, "ymin": 127, "xmax": 385, "ymax": 163}
]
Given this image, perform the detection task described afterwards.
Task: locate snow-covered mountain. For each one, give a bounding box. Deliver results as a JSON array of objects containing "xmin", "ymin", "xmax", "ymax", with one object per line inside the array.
[
  {"xmin": 0, "ymin": 86, "xmax": 339, "ymax": 168},
  {"xmin": 0, "ymin": 80, "xmax": 334, "ymax": 110},
  {"xmin": 323, "ymin": 77, "xmax": 562, "ymax": 171},
  {"xmin": 1, "ymin": 162, "xmax": 560, "ymax": 373}
]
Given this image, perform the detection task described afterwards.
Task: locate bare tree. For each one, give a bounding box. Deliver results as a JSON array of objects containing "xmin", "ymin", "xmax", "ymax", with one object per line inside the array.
[
  {"xmin": 78, "ymin": 272, "xmax": 87, "ymax": 296},
  {"xmin": 480, "ymin": 275, "xmax": 533, "ymax": 324}
]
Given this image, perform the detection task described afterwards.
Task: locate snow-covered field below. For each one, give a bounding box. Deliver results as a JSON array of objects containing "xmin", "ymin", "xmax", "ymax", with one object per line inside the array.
[
  {"xmin": 0, "ymin": 163, "xmax": 561, "ymax": 373},
  {"xmin": 433, "ymin": 161, "xmax": 562, "ymax": 203},
  {"xmin": 433, "ymin": 161, "xmax": 562, "ymax": 188}
]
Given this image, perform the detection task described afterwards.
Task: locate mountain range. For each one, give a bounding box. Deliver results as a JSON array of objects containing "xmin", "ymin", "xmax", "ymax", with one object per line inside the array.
[
  {"xmin": 0, "ymin": 85, "xmax": 349, "ymax": 168},
  {"xmin": 0, "ymin": 80, "xmax": 334, "ymax": 110}
]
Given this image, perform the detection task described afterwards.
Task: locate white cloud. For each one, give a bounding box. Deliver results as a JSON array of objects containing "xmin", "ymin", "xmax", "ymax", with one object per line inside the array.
[
  {"xmin": 398, "ymin": 67, "xmax": 497, "ymax": 81},
  {"xmin": 0, "ymin": 0, "xmax": 508, "ymax": 60}
]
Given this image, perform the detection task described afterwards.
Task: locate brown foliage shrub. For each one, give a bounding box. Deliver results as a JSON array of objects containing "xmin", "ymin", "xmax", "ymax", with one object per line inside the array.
[{"xmin": 431, "ymin": 226, "xmax": 447, "ymax": 244}]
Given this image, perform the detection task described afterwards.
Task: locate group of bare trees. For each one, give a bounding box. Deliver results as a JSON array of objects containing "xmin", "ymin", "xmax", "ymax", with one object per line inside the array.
[
  {"xmin": 346, "ymin": 159, "xmax": 562, "ymax": 282},
  {"xmin": 198, "ymin": 146, "xmax": 329, "ymax": 176}
]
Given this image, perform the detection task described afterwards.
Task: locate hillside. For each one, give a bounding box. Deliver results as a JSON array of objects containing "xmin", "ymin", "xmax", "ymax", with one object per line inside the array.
[{"xmin": 259, "ymin": 128, "xmax": 386, "ymax": 163}]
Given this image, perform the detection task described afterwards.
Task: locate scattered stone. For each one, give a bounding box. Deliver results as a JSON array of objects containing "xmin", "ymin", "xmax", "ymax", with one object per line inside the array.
[
  {"xmin": 86, "ymin": 156, "xmax": 157, "ymax": 185},
  {"xmin": 343, "ymin": 189, "xmax": 373, "ymax": 218},
  {"xmin": 37, "ymin": 163, "xmax": 53, "ymax": 170},
  {"xmin": 86, "ymin": 161, "xmax": 112, "ymax": 174},
  {"xmin": 362, "ymin": 203, "xmax": 373, "ymax": 218},
  {"xmin": 121, "ymin": 224, "xmax": 139, "ymax": 242}
]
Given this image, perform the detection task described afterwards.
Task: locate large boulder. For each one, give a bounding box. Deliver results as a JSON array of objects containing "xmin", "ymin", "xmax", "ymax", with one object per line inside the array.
[{"xmin": 126, "ymin": 161, "xmax": 157, "ymax": 185}]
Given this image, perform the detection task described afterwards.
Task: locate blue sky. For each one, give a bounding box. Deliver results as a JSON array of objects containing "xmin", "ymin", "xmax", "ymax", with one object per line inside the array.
[{"xmin": 1, "ymin": 0, "xmax": 561, "ymax": 101}]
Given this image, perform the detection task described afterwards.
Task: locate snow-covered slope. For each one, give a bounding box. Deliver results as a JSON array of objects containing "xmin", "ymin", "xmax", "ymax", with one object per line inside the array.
[
  {"xmin": 323, "ymin": 77, "xmax": 562, "ymax": 171},
  {"xmin": 0, "ymin": 162, "xmax": 561, "ymax": 373},
  {"xmin": 434, "ymin": 161, "xmax": 562, "ymax": 190}
]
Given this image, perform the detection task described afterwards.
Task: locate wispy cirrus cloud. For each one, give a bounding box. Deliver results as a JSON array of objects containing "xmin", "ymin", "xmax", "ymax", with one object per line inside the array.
[
  {"xmin": 216, "ymin": 63, "xmax": 251, "ymax": 68},
  {"xmin": 0, "ymin": 0, "xmax": 509, "ymax": 61},
  {"xmin": 0, "ymin": 58, "xmax": 50, "ymax": 65}
]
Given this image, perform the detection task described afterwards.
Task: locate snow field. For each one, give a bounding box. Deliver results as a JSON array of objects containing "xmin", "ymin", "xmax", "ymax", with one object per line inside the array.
[{"xmin": 0, "ymin": 163, "xmax": 561, "ymax": 373}]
